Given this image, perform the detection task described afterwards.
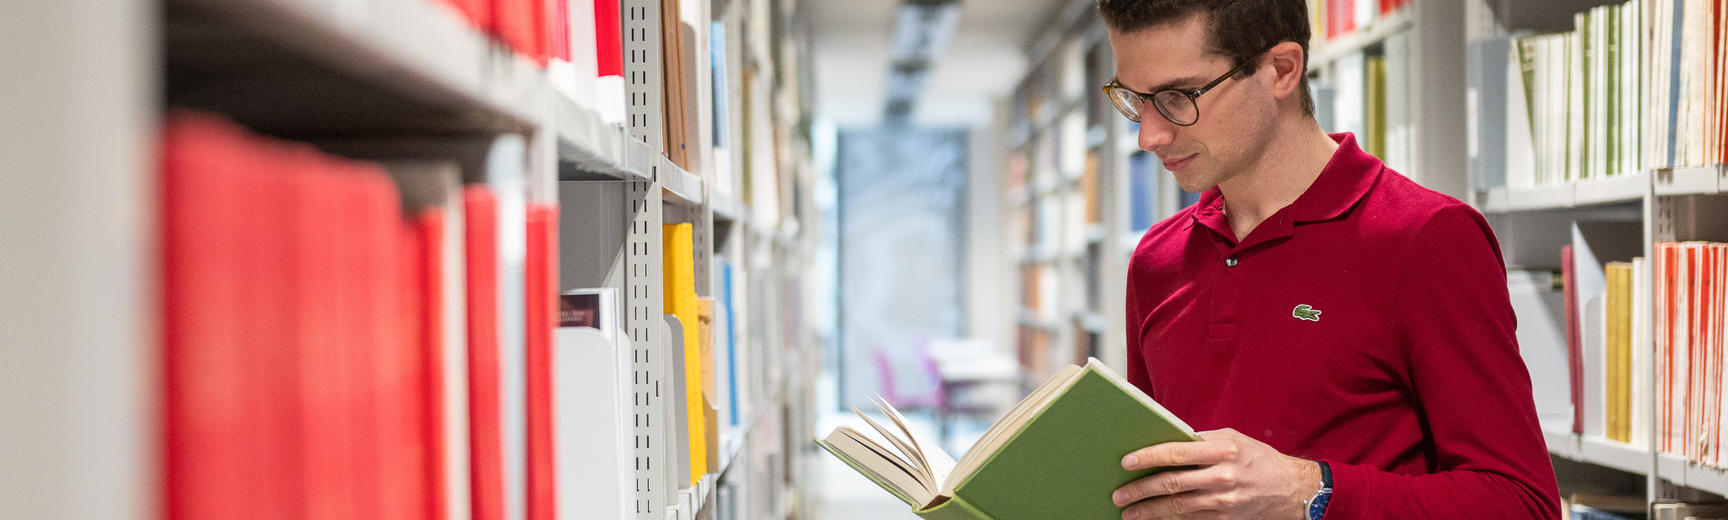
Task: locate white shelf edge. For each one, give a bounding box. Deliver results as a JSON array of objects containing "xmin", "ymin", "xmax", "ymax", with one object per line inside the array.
[
  {"xmin": 661, "ymin": 158, "xmax": 705, "ymax": 206},
  {"xmin": 1504, "ymin": 183, "xmax": 1575, "ymax": 212},
  {"xmin": 1572, "ymin": 172, "xmax": 1649, "ymax": 206},
  {"xmin": 1655, "ymin": 165, "xmax": 1727, "ymax": 196},
  {"xmin": 553, "ymin": 92, "xmax": 638, "ymax": 180},
  {"xmin": 1657, "ymin": 452, "xmax": 1728, "ymax": 496},
  {"xmin": 1544, "ymin": 427, "xmax": 1653, "ymax": 476},
  {"xmin": 1308, "ymin": 8, "xmax": 1416, "ymax": 70}
]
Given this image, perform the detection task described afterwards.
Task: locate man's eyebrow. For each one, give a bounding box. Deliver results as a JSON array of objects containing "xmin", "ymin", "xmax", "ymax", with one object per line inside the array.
[
  {"xmin": 1133, "ymin": 74, "xmax": 1208, "ymax": 93},
  {"xmin": 1119, "ymin": 73, "xmax": 1202, "ymax": 92}
]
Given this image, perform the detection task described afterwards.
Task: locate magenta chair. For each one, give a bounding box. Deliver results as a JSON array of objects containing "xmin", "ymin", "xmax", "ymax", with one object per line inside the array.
[{"xmin": 871, "ymin": 344, "xmax": 956, "ymax": 445}]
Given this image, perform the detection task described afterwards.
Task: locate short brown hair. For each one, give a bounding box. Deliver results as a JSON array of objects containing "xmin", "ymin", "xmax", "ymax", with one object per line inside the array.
[{"xmin": 1098, "ymin": 0, "xmax": 1315, "ymax": 116}]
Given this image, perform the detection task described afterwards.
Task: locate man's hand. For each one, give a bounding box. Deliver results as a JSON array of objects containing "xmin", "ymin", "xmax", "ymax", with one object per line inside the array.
[{"xmin": 1111, "ymin": 428, "xmax": 1321, "ymax": 520}]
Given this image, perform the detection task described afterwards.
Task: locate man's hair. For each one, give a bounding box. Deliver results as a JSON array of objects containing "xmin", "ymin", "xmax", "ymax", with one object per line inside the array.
[{"xmin": 1098, "ymin": 0, "xmax": 1315, "ymax": 116}]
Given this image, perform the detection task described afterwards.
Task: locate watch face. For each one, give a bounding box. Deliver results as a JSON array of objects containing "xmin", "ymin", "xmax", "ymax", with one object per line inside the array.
[{"xmin": 1306, "ymin": 490, "xmax": 1332, "ymax": 520}]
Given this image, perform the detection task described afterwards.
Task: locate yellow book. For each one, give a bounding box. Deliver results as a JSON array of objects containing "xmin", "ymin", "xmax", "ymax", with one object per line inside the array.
[
  {"xmin": 1366, "ymin": 55, "xmax": 1387, "ymax": 158},
  {"xmin": 663, "ymin": 223, "xmax": 706, "ymax": 484},
  {"xmin": 1606, "ymin": 262, "xmax": 1633, "ymax": 443}
]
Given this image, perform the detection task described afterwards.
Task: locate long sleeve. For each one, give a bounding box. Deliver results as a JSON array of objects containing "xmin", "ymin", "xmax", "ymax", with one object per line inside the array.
[
  {"xmin": 1323, "ymin": 204, "xmax": 1561, "ymax": 519},
  {"xmin": 1126, "ymin": 255, "xmax": 1152, "ymax": 394}
]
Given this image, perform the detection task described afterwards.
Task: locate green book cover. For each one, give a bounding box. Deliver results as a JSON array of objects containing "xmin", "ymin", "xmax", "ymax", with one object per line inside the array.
[{"xmin": 817, "ymin": 359, "xmax": 1200, "ymax": 520}]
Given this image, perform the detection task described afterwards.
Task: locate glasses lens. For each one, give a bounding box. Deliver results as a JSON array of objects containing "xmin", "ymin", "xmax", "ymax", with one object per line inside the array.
[
  {"xmin": 1105, "ymin": 86, "xmax": 1144, "ymax": 123},
  {"xmin": 1153, "ymin": 90, "xmax": 1198, "ymax": 125}
]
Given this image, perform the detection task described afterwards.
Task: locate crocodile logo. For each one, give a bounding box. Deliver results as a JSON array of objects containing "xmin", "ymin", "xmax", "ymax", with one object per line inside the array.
[{"xmin": 1292, "ymin": 304, "xmax": 1322, "ymax": 322}]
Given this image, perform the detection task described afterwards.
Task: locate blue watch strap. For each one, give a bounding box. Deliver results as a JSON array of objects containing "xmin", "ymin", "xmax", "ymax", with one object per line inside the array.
[{"xmin": 1319, "ymin": 461, "xmax": 1333, "ymax": 489}]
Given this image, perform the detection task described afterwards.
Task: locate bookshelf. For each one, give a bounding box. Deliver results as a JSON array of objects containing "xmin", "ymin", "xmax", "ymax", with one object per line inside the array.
[
  {"xmin": 1465, "ymin": 0, "xmax": 1728, "ymax": 511},
  {"xmin": 3, "ymin": 0, "xmax": 819, "ymax": 519}
]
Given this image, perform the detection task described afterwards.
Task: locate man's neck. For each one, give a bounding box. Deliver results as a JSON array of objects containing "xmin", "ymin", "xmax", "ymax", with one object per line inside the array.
[{"xmin": 1217, "ymin": 118, "xmax": 1340, "ymax": 242}]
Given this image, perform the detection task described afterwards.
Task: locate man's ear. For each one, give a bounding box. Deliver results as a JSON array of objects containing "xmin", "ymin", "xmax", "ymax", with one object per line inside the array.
[{"xmin": 1264, "ymin": 40, "xmax": 1306, "ymax": 103}]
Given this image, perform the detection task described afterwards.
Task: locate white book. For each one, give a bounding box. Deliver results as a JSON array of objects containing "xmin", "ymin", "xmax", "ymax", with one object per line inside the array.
[
  {"xmin": 549, "ymin": 0, "xmax": 599, "ymax": 109},
  {"xmin": 1633, "ymin": 257, "xmax": 1651, "ymax": 449},
  {"xmin": 488, "ymin": 135, "xmax": 531, "ymax": 520},
  {"xmin": 1507, "ymin": 40, "xmax": 1536, "ymax": 190},
  {"xmin": 1333, "ymin": 51, "xmax": 1367, "ymax": 149}
]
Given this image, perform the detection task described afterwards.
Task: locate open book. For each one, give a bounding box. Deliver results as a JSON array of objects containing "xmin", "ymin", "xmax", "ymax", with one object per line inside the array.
[{"xmin": 815, "ymin": 358, "xmax": 1200, "ymax": 520}]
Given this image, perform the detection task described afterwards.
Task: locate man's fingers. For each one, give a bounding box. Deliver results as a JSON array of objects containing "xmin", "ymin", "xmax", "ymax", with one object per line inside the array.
[
  {"xmin": 1112, "ymin": 465, "xmax": 1243, "ymax": 506},
  {"xmin": 1121, "ymin": 439, "xmax": 1240, "ymax": 470},
  {"xmin": 1118, "ymin": 491, "xmax": 1239, "ymax": 520}
]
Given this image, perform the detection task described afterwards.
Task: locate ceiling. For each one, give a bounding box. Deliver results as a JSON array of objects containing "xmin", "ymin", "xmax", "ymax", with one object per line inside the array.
[{"xmin": 809, "ymin": 0, "xmax": 1075, "ymax": 128}]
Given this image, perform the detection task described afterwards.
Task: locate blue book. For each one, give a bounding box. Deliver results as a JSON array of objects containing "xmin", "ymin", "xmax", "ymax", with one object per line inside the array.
[
  {"xmin": 721, "ymin": 262, "xmax": 738, "ymax": 426},
  {"xmin": 1128, "ymin": 151, "xmax": 1155, "ymax": 231},
  {"xmin": 710, "ymin": 22, "xmax": 730, "ymax": 150}
]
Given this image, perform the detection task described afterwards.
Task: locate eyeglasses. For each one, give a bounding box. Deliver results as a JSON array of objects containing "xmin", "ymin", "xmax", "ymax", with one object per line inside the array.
[{"xmin": 1101, "ymin": 51, "xmax": 1267, "ymax": 126}]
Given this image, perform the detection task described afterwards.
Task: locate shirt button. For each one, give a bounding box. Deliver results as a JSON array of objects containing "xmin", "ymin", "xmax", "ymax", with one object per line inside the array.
[{"xmin": 1225, "ymin": 256, "xmax": 1239, "ymax": 267}]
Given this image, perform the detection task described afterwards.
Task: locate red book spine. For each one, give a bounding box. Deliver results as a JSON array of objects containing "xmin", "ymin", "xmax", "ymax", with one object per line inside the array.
[
  {"xmin": 160, "ymin": 113, "xmax": 248, "ymax": 520},
  {"xmin": 250, "ymin": 161, "xmax": 303, "ymax": 518},
  {"xmin": 496, "ymin": 0, "xmax": 548, "ymax": 65},
  {"xmin": 525, "ymin": 204, "xmax": 559, "ymax": 520},
  {"xmin": 417, "ymin": 210, "xmax": 451, "ymax": 520},
  {"xmin": 552, "ymin": 0, "xmax": 572, "ymax": 61},
  {"xmin": 1562, "ymin": 245, "xmax": 1584, "ymax": 433},
  {"xmin": 594, "ymin": 0, "xmax": 623, "ymax": 78},
  {"xmin": 465, "ymin": 187, "xmax": 505, "ymax": 520}
]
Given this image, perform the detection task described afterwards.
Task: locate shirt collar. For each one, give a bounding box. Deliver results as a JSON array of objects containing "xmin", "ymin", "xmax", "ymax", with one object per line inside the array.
[{"xmin": 1192, "ymin": 132, "xmax": 1383, "ymax": 227}]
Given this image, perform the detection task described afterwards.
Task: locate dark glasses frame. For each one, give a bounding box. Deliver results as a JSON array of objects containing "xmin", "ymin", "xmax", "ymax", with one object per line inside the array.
[{"xmin": 1101, "ymin": 50, "xmax": 1268, "ymax": 126}]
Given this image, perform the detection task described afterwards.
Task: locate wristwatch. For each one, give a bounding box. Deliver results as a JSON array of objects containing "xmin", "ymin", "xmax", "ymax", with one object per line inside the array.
[{"xmin": 1304, "ymin": 461, "xmax": 1333, "ymax": 520}]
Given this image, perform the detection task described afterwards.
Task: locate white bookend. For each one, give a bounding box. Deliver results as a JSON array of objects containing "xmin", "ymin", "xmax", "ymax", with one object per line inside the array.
[
  {"xmin": 1583, "ymin": 294, "xmax": 1606, "ymax": 437},
  {"xmin": 553, "ymin": 326, "xmax": 632, "ymax": 520},
  {"xmin": 1508, "ymin": 270, "xmax": 1572, "ymax": 428}
]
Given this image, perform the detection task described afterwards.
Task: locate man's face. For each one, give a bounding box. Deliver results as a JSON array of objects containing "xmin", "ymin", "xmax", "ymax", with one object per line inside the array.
[{"xmin": 1107, "ymin": 14, "xmax": 1274, "ymax": 194}]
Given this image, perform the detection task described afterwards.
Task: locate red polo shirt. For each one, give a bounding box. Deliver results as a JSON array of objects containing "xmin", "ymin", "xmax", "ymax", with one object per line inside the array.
[{"xmin": 1126, "ymin": 133, "xmax": 1560, "ymax": 519}]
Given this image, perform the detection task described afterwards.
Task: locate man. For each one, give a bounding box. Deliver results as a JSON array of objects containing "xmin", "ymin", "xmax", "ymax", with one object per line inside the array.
[{"xmin": 1098, "ymin": 1, "xmax": 1561, "ymax": 519}]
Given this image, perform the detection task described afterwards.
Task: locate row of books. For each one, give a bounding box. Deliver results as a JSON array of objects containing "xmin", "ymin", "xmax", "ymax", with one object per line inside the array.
[
  {"xmin": 1655, "ymin": 241, "xmax": 1728, "ymax": 466},
  {"xmin": 1557, "ymin": 240, "xmax": 1650, "ymax": 446},
  {"xmin": 1308, "ymin": 0, "xmax": 1411, "ymax": 43},
  {"xmin": 161, "ymin": 112, "xmax": 566, "ymax": 519},
  {"xmin": 1468, "ymin": 0, "xmax": 1727, "ymax": 191},
  {"xmin": 1518, "ymin": 0, "xmax": 1645, "ymax": 186},
  {"xmin": 1645, "ymin": 0, "xmax": 1728, "ymax": 170}
]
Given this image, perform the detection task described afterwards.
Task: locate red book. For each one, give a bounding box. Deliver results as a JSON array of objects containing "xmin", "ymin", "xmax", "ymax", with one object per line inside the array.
[
  {"xmin": 160, "ymin": 113, "xmax": 249, "ymax": 520},
  {"xmin": 353, "ymin": 166, "xmax": 419, "ymax": 519},
  {"xmin": 465, "ymin": 187, "xmax": 506, "ymax": 520},
  {"xmin": 551, "ymin": 0, "xmax": 572, "ymax": 61},
  {"xmin": 496, "ymin": 0, "xmax": 549, "ymax": 65},
  {"xmin": 1562, "ymin": 245, "xmax": 1584, "ymax": 433},
  {"xmin": 248, "ymin": 156, "xmax": 303, "ymax": 518},
  {"xmin": 414, "ymin": 210, "xmax": 452, "ymax": 520},
  {"xmin": 594, "ymin": 0, "xmax": 623, "ymax": 78},
  {"xmin": 525, "ymin": 204, "xmax": 559, "ymax": 520},
  {"xmin": 295, "ymin": 160, "xmax": 353, "ymax": 520}
]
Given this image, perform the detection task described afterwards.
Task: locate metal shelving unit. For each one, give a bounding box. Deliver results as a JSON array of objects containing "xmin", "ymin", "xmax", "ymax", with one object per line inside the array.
[{"xmin": 4, "ymin": 0, "xmax": 818, "ymax": 517}]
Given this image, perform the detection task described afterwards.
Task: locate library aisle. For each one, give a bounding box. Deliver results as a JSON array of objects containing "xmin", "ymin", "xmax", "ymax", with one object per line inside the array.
[{"xmin": 4, "ymin": 0, "xmax": 1728, "ymax": 519}]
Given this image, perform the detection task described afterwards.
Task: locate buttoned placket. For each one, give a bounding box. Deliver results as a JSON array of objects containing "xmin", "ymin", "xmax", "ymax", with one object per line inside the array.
[{"xmin": 1198, "ymin": 205, "xmax": 1299, "ymax": 350}]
